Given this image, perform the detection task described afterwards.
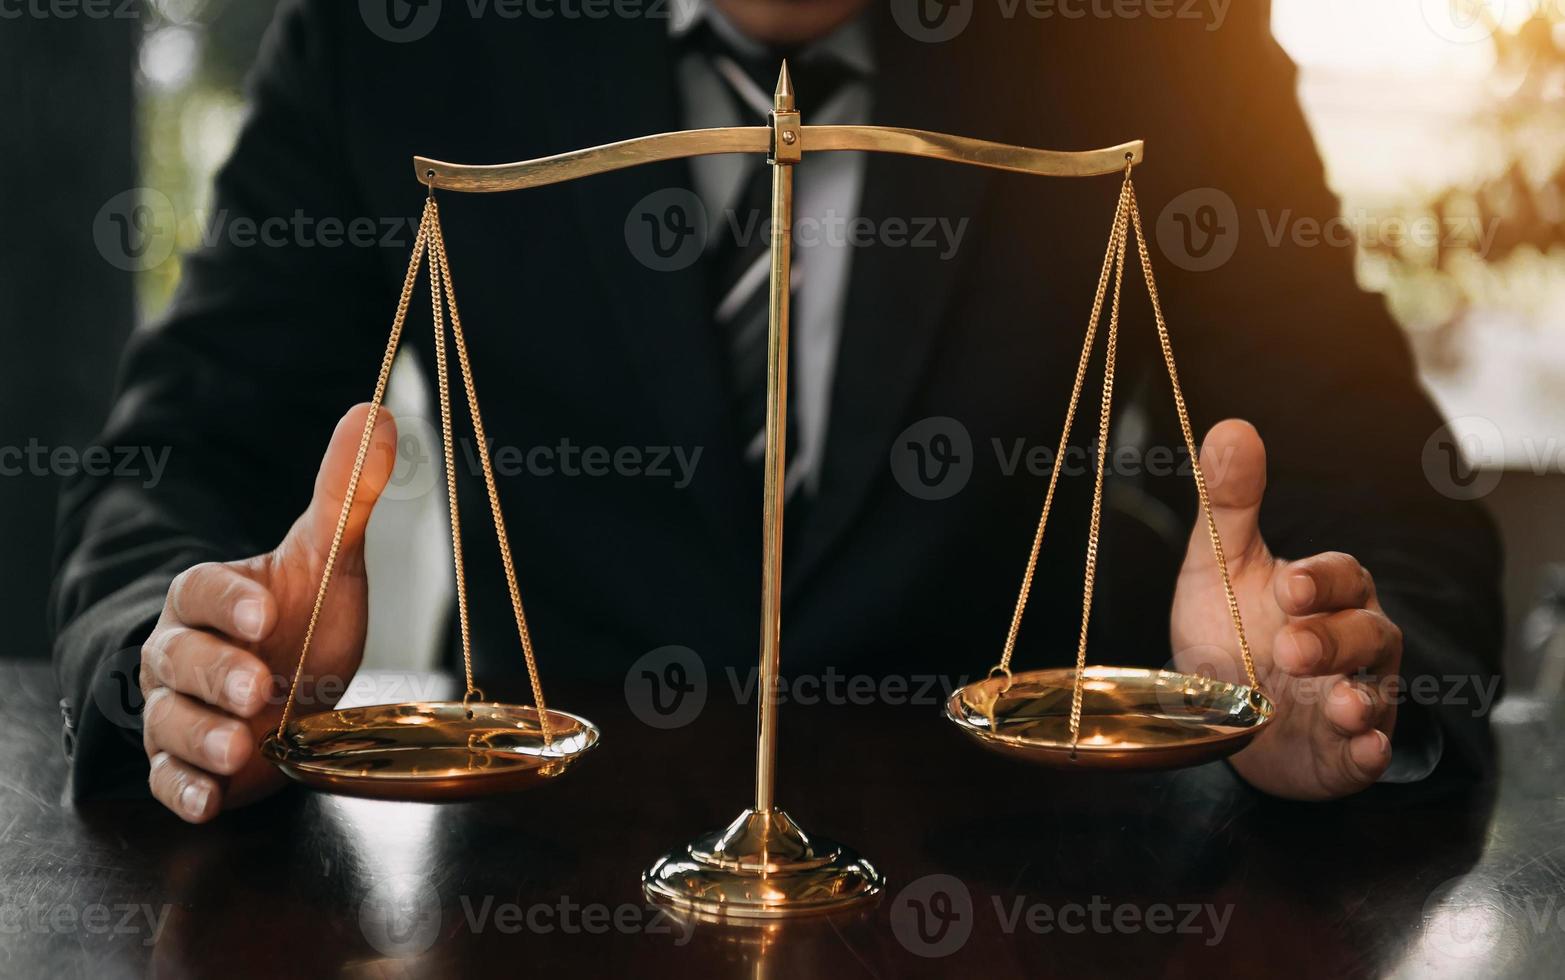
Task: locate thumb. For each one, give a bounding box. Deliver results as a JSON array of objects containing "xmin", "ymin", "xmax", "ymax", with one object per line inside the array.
[
  {"xmin": 1183, "ymin": 418, "xmax": 1269, "ymax": 573},
  {"xmin": 293, "ymin": 403, "xmax": 399, "ymax": 566}
]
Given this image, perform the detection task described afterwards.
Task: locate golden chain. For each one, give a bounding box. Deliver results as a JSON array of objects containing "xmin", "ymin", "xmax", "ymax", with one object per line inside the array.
[
  {"xmin": 996, "ymin": 178, "xmax": 1131, "ymax": 681},
  {"xmin": 278, "ymin": 194, "xmax": 554, "ymax": 738},
  {"xmin": 994, "ymin": 166, "xmax": 1258, "ymax": 750},
  {"xmin": 1126, "ymin": 179, "xmax": 1257, "ymax": 688},
  {"xmin": 279, "ymin": 202, "xmax": 432, "ymax": 735},
  {"xmin": 426, "ymin": 202, "xmax": 552, "ymax": 735},
  {"xmin": 426, "ymin": 201, "xmax": 481, "ymax": 708},
  {"xmin": 1066, "ymin": 187, "xmax": 1130, "ymax": 748}
]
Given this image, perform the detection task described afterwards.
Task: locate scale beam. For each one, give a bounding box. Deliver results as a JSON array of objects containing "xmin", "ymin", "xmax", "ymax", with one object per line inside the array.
[{"xmin": 415, "ymin": 128, "xmax": 1144, "ymax": 192}]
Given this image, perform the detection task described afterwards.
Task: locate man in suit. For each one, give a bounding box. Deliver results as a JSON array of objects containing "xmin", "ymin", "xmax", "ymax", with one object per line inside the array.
[{"xmin": 51, "ymin": 0, "xmax": 1502, "ymax": 820}]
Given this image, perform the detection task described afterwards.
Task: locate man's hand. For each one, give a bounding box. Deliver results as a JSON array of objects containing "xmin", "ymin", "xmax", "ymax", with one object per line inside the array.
[
  {"xmin": 138, "ymin": 405, "xmax": 398, "ymax": 822},
  {"xmin": 1171, "ymin": 419, "xmax": 1402, "ymax": 800}
]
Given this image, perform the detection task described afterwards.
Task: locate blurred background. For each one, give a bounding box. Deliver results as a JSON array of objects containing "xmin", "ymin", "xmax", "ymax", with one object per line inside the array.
[{"xmin": 3, "ymin": 0, "xmax": 1563, "ymax": 695}]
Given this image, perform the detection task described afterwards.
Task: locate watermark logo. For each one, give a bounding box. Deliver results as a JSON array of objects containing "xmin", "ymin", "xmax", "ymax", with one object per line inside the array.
[
  {"xmin": 378, "ymin": 414, "xmax": 443, "ymax": 502},
  {"xmin": 93, "ymin": 187, "xmax": 177, "ymax": 273},
  {"xmin": 1421, "ymin": 875, "xmax": 1510, "ymax": 961},
  {"xmin": 1422, "ymin": 415, "xmax": 1504, "ymax": 500},
  {"xmin": 891, "ymin": 874, "xmax": 975, "ymax": 957},
  {"xmin": 361, "ymin": 0, "xmax": 442, "ymax": 42},
  {"xmin": 625, "ymin": 188, "xmax": 707, "ymax": 272},
  {"xmin": 891, "ymin": 0, "xmax": 974, "ymax": 43},
  {"xmin": 359, "ymin": 874, "xmax": 441, "ymax": 957},
  {"xmin": 91, "ymin": 646, "xmax": 147, "ymax": 731},
  {"xmin": 890, "ymin": 416, "xmax": 973, "ymax": 501},
  {"xmin": 625, "ymin": 645, "xmax": 707, "ymax": 729},
  {"xmin": 1420, "ymin": 0, "xmax": 1505, "ymax": 45},
  {"xmin": 1157, "ymin": 187, "xmax": 1239, "ymax": 273}
]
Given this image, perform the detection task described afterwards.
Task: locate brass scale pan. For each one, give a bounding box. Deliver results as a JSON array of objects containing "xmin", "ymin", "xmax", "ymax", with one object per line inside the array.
[{"xmin": 264, "ymin": 703, "xmax": 598, "ymax": 801}]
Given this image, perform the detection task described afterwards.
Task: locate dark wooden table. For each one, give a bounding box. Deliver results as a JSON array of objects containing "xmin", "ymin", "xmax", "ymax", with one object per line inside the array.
[{"xmin": 3, "ymin": 659, "xmax": 1562, "ymax": 979}]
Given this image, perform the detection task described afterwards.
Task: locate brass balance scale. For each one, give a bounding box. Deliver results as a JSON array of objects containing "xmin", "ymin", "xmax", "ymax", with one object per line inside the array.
[{"xmin": 261, "ymin": 63, "xmax": 1274, "ymax": 921}]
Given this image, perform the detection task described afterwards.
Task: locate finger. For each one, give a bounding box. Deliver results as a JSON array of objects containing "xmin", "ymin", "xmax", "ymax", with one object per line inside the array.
[
  {"xmin": 1276, "ymin": 552, "xmax": 1377, "ymax": 616},
  {"xmin": 142, "ymin": 687, "xmax": 253, "ymax": 776},
  {"xmin": 1322, "ymin": 678, "xmax": 1378, "ymax": 738},
  {"xmin": 1339, "ymin": 728, "xmax": 1392, "ymax": 786},
  {"xmin": 165, "ymin": 562, "xmax": 276, "ymax": 643},
  {"xmin": 1276, "ymin": 607, "xmax": 1402, "ymax": 677},
  {"xmin": 141, "ymin": 628, "xmax": 272, "ymax": 717},
  {"xmin": 1183, "ymin": 419, "xmax": 1269, "ymax": 574},
  {"xmin": 148, "ymin": 750, "xmax": 221, "ymax": 824},
  {"xmin": 297, "ymin": 404, "xmax": 398, "ymax": 565}
]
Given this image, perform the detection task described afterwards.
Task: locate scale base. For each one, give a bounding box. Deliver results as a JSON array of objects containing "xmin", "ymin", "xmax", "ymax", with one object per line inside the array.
[{"xmin": 642, "ymin": 808, "xmax": 883, "ymax": 922}]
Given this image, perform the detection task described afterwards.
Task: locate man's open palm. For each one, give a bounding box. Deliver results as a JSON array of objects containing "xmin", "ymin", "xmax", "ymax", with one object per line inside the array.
[
  {"xmin": 138, "ymin": 405, "xmax": 396, "ymax": 821},
  {"xmin": 1171, "ymin": 420, "xmax": 1402, "ymax": 800}
]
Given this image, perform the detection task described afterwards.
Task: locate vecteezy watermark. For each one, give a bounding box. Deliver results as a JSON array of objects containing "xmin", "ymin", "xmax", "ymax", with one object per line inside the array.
[
  {"xmin": 625, "ymin": 645, "xmax": 708, "ymax": 730},
  {"xmin": 1421, "ymin": 415, "xmax": 1565, "ymax": 501},
  {"xmin": 0, "ymin": 901, "xmax": 170, "ymax": 946},
  {"xmin": 1156, "ymin": 187, "xmax": 1240, "ymax": 273},
  {"xmin": 453, "ymin": 436, "xmax": 703, "ymax": 489},
  {"xmin": 625, "ymin": 188, "xmax": 708, "ymax": 272},
  {"xmin": 374, "ymin": 418, "xmax": 705, "ymax": 500},
  {"xmin": 1416, "ymin": 0, "xmax": 1565, "ymax": 46},
  {"xmin": 360, "ymin": 0, "xmax": 703, "ymax": 42},
  {"xmin": 1155, "ymin": 187, "xmax": 1502, "ymax": 273},
  {"xmin": 890, "ymin": 416, "xmax": 975, "ymax": 501},
  {"xmin": 891, "ymin": 874, "xmax": 976, "ymax": 957},
  {"xmin": 891, "ymin": 0, "xmax": 1231, "ymax": 44},
  {"xmin": 991, "ymin": 435, "xmax": 1229, "ymax": 482},
  {"xmin": 624, "ymin": 188, "xmax": 972, "ymax": 272},
  {"xmin": 724, "ymin": 666, "xmax": 972, "ymax": 708},
  {"xmin": 0, "ymin": 0, "xmax": 142, "ymax": 20},
  {"xmin": 1171, "ymin": 648, "xmax": 1504, "ymax": 718},
  {"xmin": 623, "ymin": 647, "xmax": 972, "ymax": 729},
  {"xmin": 93, "ymin": 188, "xmax": 178, "ymax": 273},
  {"xmin": 0, "ymin": 440, "xmax": 170, "ymax": 488},
  {"xmin": 890, "ymin": 415, "xmax": 1239, "ymax": 501},
  {"xmin": 98, "ymin": 652, "xmax": 456, "ymax": 733},
  {"xmin": 1258, "ymin": 208, "xmax": 1498, "ymax": 255},
  {"xmin": 357, "ymin": 876, "xmax": 694, "ymax": 959},
  {"xmin": 890, "ymin": 874, "xmax": 1233, "ymax": 957},
  {"xmin": 360, "ymin": 0, "xmax": 443, "ymax": 43},
  {"xmin": 1420, "ymin": 873, "xmax": 1565, "ymax": 962},
  {"xmin": 1422, "ymin": 416, "xmax": 1505, "ymax": 501},
  {"xmin": 990, "ymin": 894, "xmax": 1233, "ymax": 947},
  {"xmin": 360, "ymin": 875, "xmax": 442, "ymax": 957},
  {"xmin": 91, "ymin": 647, "xmax": 148, "ymax": 731},
  {"xmin": 259, "ymin": 671, "xmax": 455, "ymax": 711},
  {"xmin": 459, "ymin": 895, "xmax": 694, "ymax": 945},
  {"xmin": 92, "ymin": 188, "xmax": 425, "ymax": 272}
]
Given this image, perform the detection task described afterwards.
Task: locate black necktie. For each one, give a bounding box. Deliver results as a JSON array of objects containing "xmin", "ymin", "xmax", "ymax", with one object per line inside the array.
[{"xmin": 695, "ymin": 29, "xmax": 860, "ymax": 492}]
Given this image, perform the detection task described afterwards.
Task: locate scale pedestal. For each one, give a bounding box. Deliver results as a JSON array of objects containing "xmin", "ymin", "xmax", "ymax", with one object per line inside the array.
[{"xmin": 643, "ymin": 808, "xmax": 882, "ymax": 921}]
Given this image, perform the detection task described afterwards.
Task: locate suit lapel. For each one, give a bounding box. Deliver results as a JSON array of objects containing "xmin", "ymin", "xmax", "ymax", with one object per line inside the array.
[
  {"xmin": 786, "ymin": 15, "xmax": 994, "ymax": 592},
  {"xmin": 553, "ymin": 19, "xmax": 755, "ymax": 564}
]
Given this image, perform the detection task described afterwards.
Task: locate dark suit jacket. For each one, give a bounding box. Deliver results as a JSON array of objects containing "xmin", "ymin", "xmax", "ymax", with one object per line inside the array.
[{"xmin": 51, "ymin": 0, "xmax": 1503, "ymax": 796}]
